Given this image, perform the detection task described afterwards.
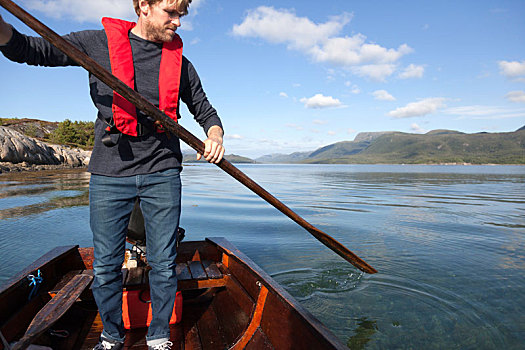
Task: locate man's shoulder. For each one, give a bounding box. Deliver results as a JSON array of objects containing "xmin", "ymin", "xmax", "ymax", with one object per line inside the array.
[
  {"xmin": 66, "ymin": 29, "xmax": 108, "ymax": 53},
  {"xmin": 182, "ymin": 55, "xmax": 193, "ymax": 69},
  {"xmin": 68, "ymin": 29, "xmax": 106, "ymax": 42}
]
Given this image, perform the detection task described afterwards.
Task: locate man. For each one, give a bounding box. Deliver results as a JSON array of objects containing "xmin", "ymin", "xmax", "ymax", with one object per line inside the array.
[{"xmin": 0, "ymin": 0, "xmax": 224, "ymax": 349}]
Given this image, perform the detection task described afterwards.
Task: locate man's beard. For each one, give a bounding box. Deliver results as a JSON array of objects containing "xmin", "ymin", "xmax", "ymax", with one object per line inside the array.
[{"xmin": 143, "ymin": 20, "xmax": 175, "ymax": 42}]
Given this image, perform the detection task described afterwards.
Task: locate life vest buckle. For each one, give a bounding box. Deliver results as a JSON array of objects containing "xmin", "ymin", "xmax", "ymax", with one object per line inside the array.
[{"xmin": 101, "ymin": 124, "xmax": 121, "ymax": 147}]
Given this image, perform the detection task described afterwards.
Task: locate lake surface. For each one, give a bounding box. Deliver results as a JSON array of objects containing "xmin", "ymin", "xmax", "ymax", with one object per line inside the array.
[{"xmin": 0, "ymin": 164, "xmax": 524, "ymax": 349}]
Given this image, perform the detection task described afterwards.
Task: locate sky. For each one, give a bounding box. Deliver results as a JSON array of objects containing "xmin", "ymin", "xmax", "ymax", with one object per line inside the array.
[{"xmin": 1, "ymin": 0, "xmax": 525, "ymax": 158}]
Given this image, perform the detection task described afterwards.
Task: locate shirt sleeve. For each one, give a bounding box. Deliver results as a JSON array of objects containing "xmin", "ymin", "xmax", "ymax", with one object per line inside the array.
[
  {"xmin": 0, "ymin": 27, "xmax": 88, "ymax": 67},
  {"xmin": 179, "ymin": 56, "xmax": 223, "ymax": 135}
]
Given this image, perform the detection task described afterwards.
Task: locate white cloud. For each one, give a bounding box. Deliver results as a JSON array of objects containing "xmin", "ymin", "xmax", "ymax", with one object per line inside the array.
[
  {"xmin": 313, "ymin": 119, "xmax": 328, "ymax": 125},
  {"xmin": 444, "ymin": 105, "xmax": 502, "ymax": 116},
  {"xmin": 498, "ymin": 60, "xmax": 525, "ymax": 78},
  {"xmin": 351, "ymin": 64, "xmax": 397, "ymax": 82},
  {"xmin": 373, "ymin": 90, "xmax": 396, "ymax": 101},
  {"xmin": 300, "ymin": 94, "xmax": 343, "ymax": 109},
  {"xmin": 327, "ymin": 131, "xmax": 337, "ymax": 136},
  {"xmin": 388, "ymin": 98, "xmax": 447, "ymax": 118},
  {"xmin": 410, "ymin": 123, "xmax": 426, "ymax": 133},
  {"xmin": 190, "ymin": 0, "xmax": 205, "ymax": 11},
  {"xmin": 398, "ymin": 64, "xmax": 425, "ymax": 79},
  {"xmin": 22, "ymin": 0, "xmax": 204, "ymax": 27},
  {"xmin": 344, "ymin": 81, "xmax": 360, "ymax": 93},
  {"xmin": 233, "ymin": 7, "xmax": 348, "ymax": 49},
  {"xmin": 279, "ymin": 92, "xmax": 289, "ymax": 98},
  {"xmin": 225, "ymin": 134, "xmax": 243, "ymax": 140},
  {"xmin": 506, "ymin": 91, "xmax": 525, "ymax": 103},
  {"xmin": 22, "ymin": 0, "xmax": 135, "ymax": 22},
  {"xmin": 444, "ymin": 105, "xmax": 525, "ymax": 119},
  {"xmin": 179, "ymin": 0, "xmax": 205, "ymax": 31},
  {"xmin": 286, "ymin": 123, "xmax": 304, "ymax": 131},
  {"xmin": 232, "ymin": 6, "xmax": 412, "ymax": 80}
]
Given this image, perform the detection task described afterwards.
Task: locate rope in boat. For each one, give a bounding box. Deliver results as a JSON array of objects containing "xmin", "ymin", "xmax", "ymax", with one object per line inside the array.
[
  {"xmin": 0, "ymin": 270, "xmax": 44, "ymax": 349},
  {"xmin": 27, "ymin": 269, "xmax": 43, "ymax": 300}
]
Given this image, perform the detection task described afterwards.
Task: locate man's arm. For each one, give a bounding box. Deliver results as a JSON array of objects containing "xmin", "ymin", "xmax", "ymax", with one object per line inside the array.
[
  {"xmin": 0, "ymin": 14, "xmax": 13, "ymax": 45},
  {"xmin": 196, "ymin": 125, "xmax": 225, "ymax": 164},
  {"xmin": 0, "ymin": 14, "xmax": 83, "ymax": 67},
  {"xmin": 180, "ymin": 57, "xmax": 226, "ymax": 164}
]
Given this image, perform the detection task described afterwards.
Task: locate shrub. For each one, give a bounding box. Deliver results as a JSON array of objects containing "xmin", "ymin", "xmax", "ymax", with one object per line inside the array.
[{"xmin": 48, "ymin": 119, "xmax": 94, "ymax": 148}]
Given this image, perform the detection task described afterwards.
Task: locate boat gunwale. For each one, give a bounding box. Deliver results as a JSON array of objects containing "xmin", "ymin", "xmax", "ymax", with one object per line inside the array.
[
  {"xmin": 0, "ymin": 238, "xmax": 348, "ymax": 350},
  {"xmin": 206, "ymin": 237, "xmax": 347, "ymax": 350}
]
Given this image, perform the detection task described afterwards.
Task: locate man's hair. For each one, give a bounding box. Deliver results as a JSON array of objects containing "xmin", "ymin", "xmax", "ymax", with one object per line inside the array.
[{"xmin": 133, "ymin": 0, "xmax": 192, "ymax": 17}]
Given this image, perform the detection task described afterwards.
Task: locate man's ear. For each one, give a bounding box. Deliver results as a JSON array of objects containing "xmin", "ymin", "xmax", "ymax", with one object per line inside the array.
[{"xmin": 138, "ymin": 0, "xmax": 150, "ymax": 16}]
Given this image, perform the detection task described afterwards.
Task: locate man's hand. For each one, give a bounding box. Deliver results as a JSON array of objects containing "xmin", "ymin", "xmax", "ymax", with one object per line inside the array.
[
  {"xmin": 197, "ymin": 125, "xmax": 225, "ymax": 164},
  {"xmin": 0, "ymin": 14, "xmax": 13, "ymax": 45}
]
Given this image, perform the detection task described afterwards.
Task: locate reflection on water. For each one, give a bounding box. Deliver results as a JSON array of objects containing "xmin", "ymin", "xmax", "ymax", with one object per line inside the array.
[
  {"xmin": 1, "ymin": 164, "xmax": 524, "ymax": 349},
  {"xmin": 0, "ymin": 169, "xmax": 90, "ymax": 219},
  {"xmin": 347, "ymin": 318, "xmax": 378, "ymax": 350}
]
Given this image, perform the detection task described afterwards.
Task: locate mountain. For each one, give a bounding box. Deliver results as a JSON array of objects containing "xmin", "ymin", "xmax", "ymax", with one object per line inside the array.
[
  {"xmin": 182, "ymin": 151, "xmax": 255, "ymax": 164},
  {"xmin": 4, "ymin": 117, "xmax": 523, "ymax": 165},
  {"xmin": 255, "ymin": 151, "xmax": 310, "ymax": 163},
  {"xmin": 256, "ymin": 127, "xmax": 525, "ymax": 165}
]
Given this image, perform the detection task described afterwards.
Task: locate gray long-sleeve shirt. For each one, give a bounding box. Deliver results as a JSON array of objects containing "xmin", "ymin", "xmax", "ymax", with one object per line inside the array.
[{"xmin": 0, "ymin": 27, "xmax": 222, "ymax": 176}]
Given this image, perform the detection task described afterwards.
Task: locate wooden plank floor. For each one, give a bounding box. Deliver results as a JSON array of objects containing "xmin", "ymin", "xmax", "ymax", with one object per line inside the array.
[
  {"xmin": 81, "ymin": 261, "xmax": 230, "ymax": 349},
  {"xmin": 123, "ymin": 261, "xmax": 224, "ymax": 290},
  {"xmin": 80, "ymin": 297, "xmax": 228, "ymax": 349}
]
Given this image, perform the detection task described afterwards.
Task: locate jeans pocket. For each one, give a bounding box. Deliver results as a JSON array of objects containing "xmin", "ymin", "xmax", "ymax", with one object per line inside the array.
[{"xmin": 156, "ymin": 167, "xmax": 182, "ymax": 177}]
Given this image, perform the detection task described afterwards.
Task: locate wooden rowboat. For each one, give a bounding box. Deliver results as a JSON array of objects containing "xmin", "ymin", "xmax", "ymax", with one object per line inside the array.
[{"xmin": 0, "ymin": 237, "xmax": 347, "ymax": 349}]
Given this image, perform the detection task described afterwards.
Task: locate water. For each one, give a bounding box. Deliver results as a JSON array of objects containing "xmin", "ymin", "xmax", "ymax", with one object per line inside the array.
[{"xmin": 0, "ymin": 164, "xmax": 524, "ymax": 349}]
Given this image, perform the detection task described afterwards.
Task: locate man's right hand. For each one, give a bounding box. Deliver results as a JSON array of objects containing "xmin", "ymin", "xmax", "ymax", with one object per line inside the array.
[{"xmin": 0, "ymin": 13, "xmax": 13, "ymax": 45}]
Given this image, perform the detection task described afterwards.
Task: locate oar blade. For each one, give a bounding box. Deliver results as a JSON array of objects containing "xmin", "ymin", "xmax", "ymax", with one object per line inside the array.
[{"xmin": 11, "ymin": 273, "xmax": 93, "ymax": 350}]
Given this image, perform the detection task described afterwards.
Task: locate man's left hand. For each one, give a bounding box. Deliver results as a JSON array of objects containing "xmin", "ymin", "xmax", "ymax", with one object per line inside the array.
[{"xmin": 197, "ymin": 126, "xmax": 224, "ymax": 164}]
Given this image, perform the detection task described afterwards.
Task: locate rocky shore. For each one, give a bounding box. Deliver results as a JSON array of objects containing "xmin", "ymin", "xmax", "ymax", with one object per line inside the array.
[{"xmin": 0, "ymin": 126, "xmax": 91, "ymax": 173}]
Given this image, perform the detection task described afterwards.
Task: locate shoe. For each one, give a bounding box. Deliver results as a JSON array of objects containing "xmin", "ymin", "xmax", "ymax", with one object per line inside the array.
[
  {"xmin": 148, "ymin": 340, "xmax": 173, "ymax": 350},
  {"xmin": 93, "ymin": 338, "xmax": 124, "ymax": 350}
]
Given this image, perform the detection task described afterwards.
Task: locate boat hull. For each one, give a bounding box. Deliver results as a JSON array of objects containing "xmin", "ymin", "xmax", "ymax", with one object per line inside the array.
[{"xmin": 0, "ymin": 238, "xmax": 346, "ymax": 349}]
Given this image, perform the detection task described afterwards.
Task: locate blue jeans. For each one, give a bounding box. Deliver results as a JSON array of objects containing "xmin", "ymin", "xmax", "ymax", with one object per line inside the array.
[{"xmin": 89, "ymin": 167, "xmax": 182, "ymax": 342}]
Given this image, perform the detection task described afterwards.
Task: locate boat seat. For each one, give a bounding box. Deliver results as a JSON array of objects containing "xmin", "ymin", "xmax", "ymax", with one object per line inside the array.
[
  {"xmin": 48, "ymin": 270, "xmax": 94, "ymax": 299},
  {"xmin": 49, "ymin": 261, "xmax": 227, "ymax": 298},
  {"xmin": 122, "ymin": 260, "xmax": 228, "ymax": 291}
]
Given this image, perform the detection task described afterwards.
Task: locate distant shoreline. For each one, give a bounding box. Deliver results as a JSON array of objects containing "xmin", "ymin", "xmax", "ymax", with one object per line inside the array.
[
  {"xmin": 2, "ymin": 162, "xmax": 523, "ymax": 175},
  {"xmin": 0, "ymin": 162, "xmax": 87, "ymax": 174}
]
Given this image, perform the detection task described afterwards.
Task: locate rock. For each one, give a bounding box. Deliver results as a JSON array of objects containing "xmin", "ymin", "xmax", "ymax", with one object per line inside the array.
[{"xmin": 0, "ymin": 126, "xmax": 91, "ymax": 171}]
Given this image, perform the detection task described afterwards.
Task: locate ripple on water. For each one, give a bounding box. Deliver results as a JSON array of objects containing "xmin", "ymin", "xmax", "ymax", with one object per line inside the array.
[
  {"xmin": 271, "ymin": 265, "xmax": 365, "ymax": 300},
  {"xmin": 355, "ymin": 273, "xmax": 507, "ymax": 349},
  {"xmin": 271, "ymin": 259, "xmax": 508, "ymax": 349}
]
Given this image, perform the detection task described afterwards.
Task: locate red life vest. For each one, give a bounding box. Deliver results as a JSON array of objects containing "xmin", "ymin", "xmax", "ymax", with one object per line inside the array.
[{"xmin": 101, "ymin": 17, "xmax": 183, "ymax": 137}]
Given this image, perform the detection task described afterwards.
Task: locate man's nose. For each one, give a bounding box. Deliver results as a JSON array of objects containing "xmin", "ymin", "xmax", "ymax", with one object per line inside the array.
[{"xmin": 171, "ymin": 17, "xmax": 181, "ymax": 27}]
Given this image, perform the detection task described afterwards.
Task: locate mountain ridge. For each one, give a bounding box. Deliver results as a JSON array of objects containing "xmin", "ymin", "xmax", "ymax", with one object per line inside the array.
[
  {"xmin": 255, "ymin": 127, "xmax": 525, "ymax": 165},
  {"xmin": 2, "ymin": 117, "xmax": 523, "ymax": 165}
]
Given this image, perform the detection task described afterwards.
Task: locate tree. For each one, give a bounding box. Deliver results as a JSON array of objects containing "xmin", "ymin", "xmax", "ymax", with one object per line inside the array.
[{"xmin": 49, "ymin": 119, "xmax": 94, "ymax": 148}]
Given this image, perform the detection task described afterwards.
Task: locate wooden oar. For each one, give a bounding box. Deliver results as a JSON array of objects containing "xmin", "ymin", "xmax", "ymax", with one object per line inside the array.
[
  {"xmin": 0, "ymin": 0, "xmax": 377, "ymax": 274},
  {"xmin": 11, "ymin": 273, "xmax": 93, "ymax": 350}
]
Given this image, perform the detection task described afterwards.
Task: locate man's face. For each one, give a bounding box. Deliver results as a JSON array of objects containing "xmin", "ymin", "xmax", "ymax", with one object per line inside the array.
[{"xmin": 142, "ymin": 0, "xmax": 182, "ymax": 43}]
